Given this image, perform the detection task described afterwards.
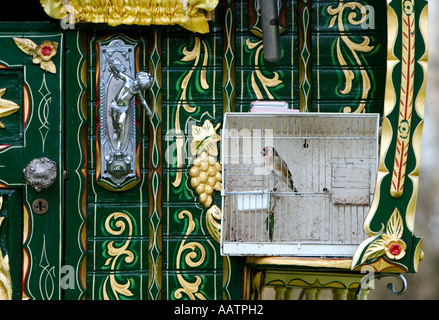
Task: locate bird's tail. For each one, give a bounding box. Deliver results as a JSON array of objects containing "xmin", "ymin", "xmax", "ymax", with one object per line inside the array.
[{"xmin": 288, "ymin": 177, "xmax": 299, "ymax": 194}]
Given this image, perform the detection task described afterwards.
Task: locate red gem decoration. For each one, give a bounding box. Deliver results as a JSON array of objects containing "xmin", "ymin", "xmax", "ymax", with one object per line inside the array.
[
  {"xmin": 41, "ymin": 46, "xmax": 52, "ymax": 56},
  {"xmin": 389, "ymin": 243, "xmax": 402, "ymax": 256}
]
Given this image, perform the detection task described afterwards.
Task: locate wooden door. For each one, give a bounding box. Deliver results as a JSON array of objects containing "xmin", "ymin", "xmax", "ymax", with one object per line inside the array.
[{"xmin": 0, "ymin": 23, "xmax": 65, "ymax": 299}]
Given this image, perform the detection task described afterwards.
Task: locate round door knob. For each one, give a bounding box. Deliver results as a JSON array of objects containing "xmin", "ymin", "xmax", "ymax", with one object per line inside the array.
[{"xmin": 23, "ymin": 157, "xmax": 57, "ymax": 192}]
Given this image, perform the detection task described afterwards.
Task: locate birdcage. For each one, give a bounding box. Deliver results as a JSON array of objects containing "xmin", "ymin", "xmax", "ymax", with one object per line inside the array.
[{"xmin": 221, "ymin": 112, "xmax": 380, "ymax": 257}]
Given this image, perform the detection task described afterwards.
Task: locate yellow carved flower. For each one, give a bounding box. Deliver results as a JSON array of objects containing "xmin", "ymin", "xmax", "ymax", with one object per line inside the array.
[
  {"xmin": 13, "ymin": 38, "xmax": 58, "ymax": 74},
  {"xmin": 33, "ymin": 40, "xmax": 58, "ymax": 63},
  {"xmin": 361, "ymin": 208, "xmax": 407, "ymax": 264}
]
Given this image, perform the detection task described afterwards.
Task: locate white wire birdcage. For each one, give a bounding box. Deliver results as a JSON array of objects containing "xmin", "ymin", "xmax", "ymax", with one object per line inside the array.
[{"xmin": 220, "ymin": 112, "xmax": 380, "ymax": 257}]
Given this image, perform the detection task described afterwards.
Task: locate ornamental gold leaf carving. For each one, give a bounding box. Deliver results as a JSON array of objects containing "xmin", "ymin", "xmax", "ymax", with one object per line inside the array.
[
  {"xmin": 190, "ymin": 120, "xmax": 221, "ymax": 157},
  {"xmin": 361, "ymin": 209, "xmax": 407, "ymax": 264},
  {"xmin": 13, "ymin": 37, "xmax": 58, "ymax": 74},
  {"xmin": 0, "ymin": 88, "xmax": 20, "ymax": 129},
  {"xmin": 12, "ymin": 37, "xmax": 37, "ymax": 55}
]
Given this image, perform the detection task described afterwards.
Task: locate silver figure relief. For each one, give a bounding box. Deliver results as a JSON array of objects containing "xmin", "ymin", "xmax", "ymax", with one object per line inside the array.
[{"xmin": 99, "ymin": 38, "xmax": 153, "ymax": 186}]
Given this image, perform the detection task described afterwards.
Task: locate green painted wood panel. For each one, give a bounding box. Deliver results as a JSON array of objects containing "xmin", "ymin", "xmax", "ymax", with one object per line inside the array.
[
  {"xmin": 161, "ymin": 20, "xmax": 226, "ymax": 299},
  {"xmin": 64, "ymin": 30, "xmax": 88, "ymax": 300},
  {"xmin": 85, "ymin": 31, "xmax": 151, "ymax": 300},
  {"xmin": 235, "ymin": 0, "xmax": 299, "ymax": 111},
  {"xmin": 312, "ymin": 0, "xmax": 387, "ymax": 113},
  {"xmin": 0, "ymin": 23, "xmax": 65, "ymax": 300}
]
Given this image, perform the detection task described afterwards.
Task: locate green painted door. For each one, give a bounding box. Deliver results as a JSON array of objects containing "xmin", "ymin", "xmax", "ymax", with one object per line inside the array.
[{"xmin": 0, "ymin": 23, "xmax": 65, "ymax": 299}]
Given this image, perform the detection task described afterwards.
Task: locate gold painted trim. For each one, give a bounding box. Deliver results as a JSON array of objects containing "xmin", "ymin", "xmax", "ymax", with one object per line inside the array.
[
  {"xmin": 22, "ymin": 204, "xmax": 30, "ymax": 300},
  {"xmin": 246, "ymin": 39, "xmax": 282, "ymax": 100},
  {"xmin": 206, "ymin": 205, "xmax": 221, "ymax": 243},
  {"xmin": 174, "ymin": 210, "xmax": 207, "ymax": 300},
  {"xmin": 102, "ymin": 212, "xmax": 135, "ymax": 300},
  {"xmin": 406, "ymin": 4, "xmax": 429, "ymax": 231},
  {"xmin": 390, "ymin": 0, "xmax": 416, "ymax": 198},
  {"xmin": 246, "ymin": 256, "xmax": 353, "ymax": 270},
  {"xmin": 363, "ymin": 4, "xmax": 399, "ymax": 236},
  {"xmin": 172, "ymin": 37, "xmax": 210, "ymax": 188}
]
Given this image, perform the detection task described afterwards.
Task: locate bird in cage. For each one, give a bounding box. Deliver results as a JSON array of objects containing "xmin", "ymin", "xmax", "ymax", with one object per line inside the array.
[{"xmin": 261, "ymin": 146, "xmax": 299, "ymax": 193}]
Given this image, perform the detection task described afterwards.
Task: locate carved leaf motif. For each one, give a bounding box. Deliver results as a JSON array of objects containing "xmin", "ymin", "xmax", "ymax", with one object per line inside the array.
[
  {"xmin": 40, "ymin": 60, "xmax": 57, "ymax": 74},
  {"xmin": 360, "ymin": 209, "xmax": 405, "ymax": 264},
  {"xmin": 361, "ymin": 237, "xmax": 385, "ymax": 264},
  {"xmin": 206, "ymin": 205, "xmax": 221, "ymax": 243},
  {"xmin": 0, "ymin": 88, "xmax": 20, "ymax": 129},
  {"xmin": 13, "ymin": 37, "xmax": 37, "ymax": 56},
  {"xmin": 191, "ymin": 120, "xmax": 221, "ymax": 156},
  {"xmin": 386, "ymin": 208, "xmax": 404, "ymax": 239}
]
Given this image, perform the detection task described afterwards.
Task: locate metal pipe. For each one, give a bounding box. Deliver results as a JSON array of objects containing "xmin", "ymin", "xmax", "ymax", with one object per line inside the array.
[{"xmin": 259, "ymin": 0, "xmax": 281, "ymax": 62}]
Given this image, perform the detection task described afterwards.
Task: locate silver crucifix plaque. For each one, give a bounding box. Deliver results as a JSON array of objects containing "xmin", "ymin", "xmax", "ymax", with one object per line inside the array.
[{"xmin": 99, "ymin": 38, "xmax": 153, "ymax": 187}]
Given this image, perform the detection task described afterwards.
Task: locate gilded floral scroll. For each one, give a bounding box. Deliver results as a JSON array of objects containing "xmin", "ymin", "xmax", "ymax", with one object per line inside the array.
[
  {"xmin": 246, "ymin": 39, "xmax": 283, "ymax": 101},
  {"xmin": 360, "ymin": 209, "xmax": 407, "ymax": 264},
  {"xmin": 174, "ymin": 210, "xmax": 207, "ymax": 300},
  {"xmin": 101, "ymin": 212, "xmax": 136, "ymax": 300},
  {"xmin": 327, "ymin": 1, "xmax": 375, "ymax": 113}
]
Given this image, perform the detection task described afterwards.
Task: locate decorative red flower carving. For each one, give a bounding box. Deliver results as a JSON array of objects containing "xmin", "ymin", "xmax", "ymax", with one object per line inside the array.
[{"xmin": 389, "ymin": 243, "xmax": 402, "ymax": 256}]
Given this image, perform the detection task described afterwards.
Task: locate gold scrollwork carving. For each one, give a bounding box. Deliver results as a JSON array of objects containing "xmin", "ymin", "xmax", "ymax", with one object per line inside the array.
[
  {"xmin": 246, "ymin": 39, "xmax": 282, "ymax": 100},
  {"xmin": 102, "ymin": 212, "xmax": 135, "ymax": 300},
  {"xmin": 327, "ymin": 1, "xmax": 375, "ymax": 113},
  {"xmin": 173, "ymin": 37, "xmax": 210, "ymax": 188},
  {"xmin": 174, "ymin": 210, "xmax": 207, "ymax": 300}
]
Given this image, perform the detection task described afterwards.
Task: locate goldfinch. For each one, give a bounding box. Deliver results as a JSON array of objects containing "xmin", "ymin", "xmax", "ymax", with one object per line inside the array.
[{"xmin": 261, "ymin": 146, "xmax": 298, "ymax": 193}]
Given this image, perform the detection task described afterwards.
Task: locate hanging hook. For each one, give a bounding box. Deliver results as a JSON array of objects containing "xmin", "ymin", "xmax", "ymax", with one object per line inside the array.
[{"xmin": 356, "ymin": 272, "xmax": 408, "ymax": 299}]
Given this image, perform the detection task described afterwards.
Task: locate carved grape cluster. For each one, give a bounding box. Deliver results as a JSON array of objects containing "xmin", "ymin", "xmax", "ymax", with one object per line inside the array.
[{"xmin": 189, "ymin": 152, "xmax": 222, "ymax": 208}]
